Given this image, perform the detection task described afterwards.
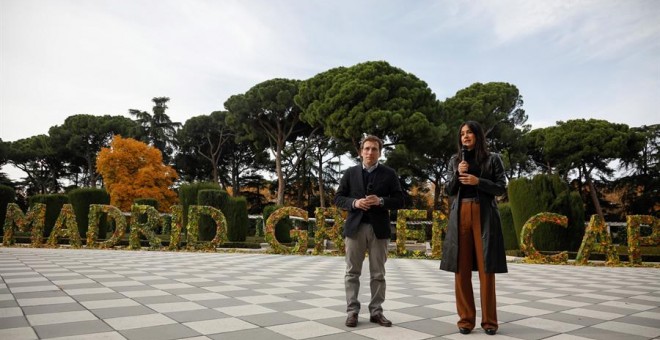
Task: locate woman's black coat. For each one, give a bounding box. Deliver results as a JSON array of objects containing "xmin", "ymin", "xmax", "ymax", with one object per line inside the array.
[{"xmin": 440, "ymin": 152, "xmax": 508, "ymax": 274}]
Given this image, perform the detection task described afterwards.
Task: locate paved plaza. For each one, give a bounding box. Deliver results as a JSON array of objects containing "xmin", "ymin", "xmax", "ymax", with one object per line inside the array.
[{"xmin": 1, "ymin": 247, "xmax": 659, "ymax": 340}]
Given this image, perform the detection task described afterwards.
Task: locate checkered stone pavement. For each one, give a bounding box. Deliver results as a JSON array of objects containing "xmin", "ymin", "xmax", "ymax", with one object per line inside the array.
[{"xmin": 1, "ymin": 247, "xmax": 659, "ymax": 340}]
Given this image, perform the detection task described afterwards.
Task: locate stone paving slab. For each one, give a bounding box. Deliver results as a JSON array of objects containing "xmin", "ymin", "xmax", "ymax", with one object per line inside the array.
[{"xmin": 0, "ymin": 247, "xmax": 658, "ymax": 339}]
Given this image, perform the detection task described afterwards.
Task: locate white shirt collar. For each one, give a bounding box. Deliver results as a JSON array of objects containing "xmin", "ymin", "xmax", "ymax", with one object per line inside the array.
[{"xmin": 362, "ymin": 162, "xmax": 379, "ymax": 173}]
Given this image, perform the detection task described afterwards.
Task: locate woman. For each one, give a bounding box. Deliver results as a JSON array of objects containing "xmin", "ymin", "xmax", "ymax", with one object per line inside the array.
[{"xmin": 440, "ymin": 121, "xmax": 507, "ymax": 336}]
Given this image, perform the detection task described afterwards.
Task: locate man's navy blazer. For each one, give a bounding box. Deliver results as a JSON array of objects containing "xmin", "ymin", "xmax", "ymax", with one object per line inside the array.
[{"xmin": 334, "ymin": 164, "xmax": 404, "ymax": 239}]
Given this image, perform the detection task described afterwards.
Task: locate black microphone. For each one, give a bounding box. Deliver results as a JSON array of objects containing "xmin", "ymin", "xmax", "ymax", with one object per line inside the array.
[{"xmin": 461, "ymin": 145, "xmax": 468, "ymax": 162}]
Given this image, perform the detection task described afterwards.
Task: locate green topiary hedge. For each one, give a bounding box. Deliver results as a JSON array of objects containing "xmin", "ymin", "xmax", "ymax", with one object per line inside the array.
[
  {"xmin": 227, "ymin": 196, "xmax": 248, "ymax": 242},
  {"xmin": 28, "ymin": 194, "xmax": 69, "ymax": 237},
  {"xmin": 179, "ymin": 182, "xmax": 222, "ymax": 228},
  {"xmin": 509, "ymin": 174, "xmax": 585, "ymax": 251},
  {"xmin": 498, "ymin": 202, "xmax": 518, "ymax": 250},
  {"xmin": 0, "ymin": 185, "xmax": 15, "ymax": 236},
  {"xmin": 196, "ymin": 190, "xmax": 249, "ymax": 242},
  {"xmin": 197, "ymin": 189, "xmax": 229, "ymax": 241},
  {"xmin": 68, "ymin": 188, "xmax": 110, "ymax": 239}
]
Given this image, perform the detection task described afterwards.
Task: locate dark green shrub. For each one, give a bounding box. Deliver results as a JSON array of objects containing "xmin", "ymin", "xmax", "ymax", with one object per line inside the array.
[
  {"xmin": 498, "ymin": 202, "xmax": 518, "ymax": 250},
  {"xmin": 197, "ymin": 189, "xmax": 229, "ymax": 241},
  {"xmin": 68, "ymin": 188, "xmax": 110, "ymax": 239},
  {"xmin": 550, "ymin": 190, "xmax": 586, "ymax": 250},
  {"xmin": 28, "ymin": 194, "xmax": 69, "ymax": 237},
  {"xmin": 228, "ymin": 196, "xmax": 248, "ymax": 242},
  {"xmin": 0, "ymin": 185, "xmax": 15, "ymax": 236},
  {"xmin": 179, "ymin": 182, "xmax": 222, "ymax": 228},
  {"xmin": 196, "ymin": 190, "xmax": 249, "ymax": 242},
  {"xmin": 509, "ymin": 174, "xmax": 585, "ymax": 251},
  {"xmin": 263, "ymin": 205, "xmax": 291, "ymax": 243}
]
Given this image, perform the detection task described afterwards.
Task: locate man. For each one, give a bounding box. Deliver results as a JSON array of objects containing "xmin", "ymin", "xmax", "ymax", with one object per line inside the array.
[{"xmin": 334, "ymin": 135, "xmax": 404, "ymax": 328}]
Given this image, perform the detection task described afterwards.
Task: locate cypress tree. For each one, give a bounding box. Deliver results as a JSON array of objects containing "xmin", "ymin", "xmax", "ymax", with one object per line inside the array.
[{"xmin": 0, "ymin": 185, "xmax": 16, "ymax": 236}]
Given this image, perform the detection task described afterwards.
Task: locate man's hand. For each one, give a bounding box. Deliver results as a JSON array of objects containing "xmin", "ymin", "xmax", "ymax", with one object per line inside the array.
[{"xmin": 355, "ymin": 195, "xmax": 381, "ymax": 210}]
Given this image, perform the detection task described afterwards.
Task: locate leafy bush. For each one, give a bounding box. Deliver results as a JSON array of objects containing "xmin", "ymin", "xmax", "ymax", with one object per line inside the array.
[
  {"xmin": 498, "ymin": 202, "xmax": 518, "ymax": 250},
  {"xmin": 228, "ymin": 196, "xmax": 248, "ymax": 242},
  {"xmin": 197, "ymin": 189, "xmax": 229, "ymax": 241},
  {"xmin": 179, "ymin": 182, "xmax": 222, "ymax": 228}
]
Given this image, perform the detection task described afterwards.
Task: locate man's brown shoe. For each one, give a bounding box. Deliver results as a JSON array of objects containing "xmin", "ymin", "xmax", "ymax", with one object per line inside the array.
[
  {"xmin": 369, "ymin": 313, "xmax": 392, "ymax": 327},
  {"xmin": 345, "ymin": 313, "xmax": 358, "ymax": 327}
]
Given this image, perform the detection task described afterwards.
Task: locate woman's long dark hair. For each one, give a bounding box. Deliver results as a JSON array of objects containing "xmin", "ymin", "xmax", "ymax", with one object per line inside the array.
[{"xmin": 456, "ymin": 121, "xmax": 490, "ymax": 171}]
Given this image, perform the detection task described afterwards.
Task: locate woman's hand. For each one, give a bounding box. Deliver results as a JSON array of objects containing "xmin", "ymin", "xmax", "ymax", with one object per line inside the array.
[
  {"xmin": 458, "ymin": 173, "xmax": 479, "ymax": 186},
  {"xmin": 458, "ymin": 160, "xmax": 469, "ymax": 174}
]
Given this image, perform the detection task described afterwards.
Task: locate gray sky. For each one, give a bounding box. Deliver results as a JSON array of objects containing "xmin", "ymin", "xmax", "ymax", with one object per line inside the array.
[{"xmin": 1, "ymin": 0, "xmax": 659, "ymax": 179}]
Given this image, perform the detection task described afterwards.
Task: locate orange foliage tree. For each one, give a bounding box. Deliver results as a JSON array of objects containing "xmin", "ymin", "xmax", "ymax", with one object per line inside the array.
[{"xmin": 96, "ymin": 135, "xmax": 178, "ymax": 212}]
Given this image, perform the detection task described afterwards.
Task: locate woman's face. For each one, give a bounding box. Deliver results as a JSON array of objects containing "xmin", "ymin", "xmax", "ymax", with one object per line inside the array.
[{"xmin": 460, "ymin": 125, "xmax": 476, "ymax": 150}]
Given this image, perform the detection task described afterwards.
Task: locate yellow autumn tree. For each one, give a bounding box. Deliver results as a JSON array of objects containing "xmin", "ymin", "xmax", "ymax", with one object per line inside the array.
[{"xmin": 96, "ymin": 135, "xmax": 178, "ymax": 212}]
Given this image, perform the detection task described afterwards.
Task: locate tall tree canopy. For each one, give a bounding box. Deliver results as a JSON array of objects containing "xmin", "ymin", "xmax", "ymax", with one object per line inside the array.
[
  {"xmin": 129, "ymin": 97, "xmax": 182, "ymax": 164},
  {"xmin": 49, "ymin": 114, "xmax": 137, "ymax": 187},
  {"xmin": 616, "ymin": 124, "xmax": 658, "ymax": 215},
  {"xmin": 176, "ymin": 110, "xmax": 270, "ymax": 194},
  {"xmin": 386, "ymin": 82, "xmax": 529, "ymax": 208},
  {"xmin": 532, "ymin": 119, "xmax": 643, "ymax": 220},
  {"xmin": 296, "ymin": 60, "xmax": 445, "ymax": 154},
  {"xmin": 225, "ymin": 78, "xmax": 310, "ymax": 205},
  {"xmin": 441, "ymin": 82, "xmax": 530, "ymax": 179},
  {"xmin": 177, "ymin": 111, "xmax": 235, "ymax": 186},
  {"xmin": 0, "ymin": 139, "xmax": 10, "ymax": 186},
  {"xmin": 6, "ymin": 135, "xmax": 63, "ymax": 194},
  {"xmin": 96, "ymin": 135, "xmax": 178, "ymax": 212}
]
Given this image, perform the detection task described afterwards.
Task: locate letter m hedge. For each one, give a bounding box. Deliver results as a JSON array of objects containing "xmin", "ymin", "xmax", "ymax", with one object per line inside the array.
[{"xmin": 3, "ymin": 203, "xmax": 46, "ymax": 246}]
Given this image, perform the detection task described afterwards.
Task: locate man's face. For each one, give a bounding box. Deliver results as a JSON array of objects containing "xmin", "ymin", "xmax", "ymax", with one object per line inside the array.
[{"xmin": 361, "ymin": 140, "xmax": 380, "ymax": 167}]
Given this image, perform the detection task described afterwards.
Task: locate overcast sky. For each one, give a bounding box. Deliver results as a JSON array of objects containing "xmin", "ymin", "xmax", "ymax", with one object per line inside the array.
[{"xmin": 1, "ymin": 0, "xmax": 659, "ymax": 179}]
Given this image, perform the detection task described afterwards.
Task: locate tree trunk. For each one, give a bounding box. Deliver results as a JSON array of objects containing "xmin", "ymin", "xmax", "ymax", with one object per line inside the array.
[
  {"xmin": 433, "ymin": 179, "xmax": 442, "ymax": 211},
  {"xmin": 585, "ymin": 175, "xmax": 605, "ymax": 223},
  {"xmin": 87, "ymin": 156, "xmax": 97, "ymax": 188},
  {"xmin": 212, "ymin": 165, "xmax": 219, "ymax": 187},
  {"xmin": 231, "ymin": 162, "xmax": 240, "ymax": 197},
  {"xmin": 276, "ymin": 142, "xmax": 285, "ymax": 206},
  {"xmin": 318, "ymin": 155, "xmax": 325, "ymax": 208}
]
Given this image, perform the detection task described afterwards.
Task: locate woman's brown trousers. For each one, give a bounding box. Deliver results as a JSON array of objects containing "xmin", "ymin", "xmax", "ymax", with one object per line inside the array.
[{"xmin": 454, "ymin": 200, "xmax": 498, "ymax": 331}]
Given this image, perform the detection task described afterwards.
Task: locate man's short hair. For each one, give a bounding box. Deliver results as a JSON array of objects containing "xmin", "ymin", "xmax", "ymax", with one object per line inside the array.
[{"xmin": 360, "ymin": 135, "xmax": 383, "ymax": 151}]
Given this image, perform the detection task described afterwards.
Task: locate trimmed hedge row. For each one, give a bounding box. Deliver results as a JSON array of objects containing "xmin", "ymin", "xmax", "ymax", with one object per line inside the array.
[
  {"xmin": 197, "ymin": 189, "xmax": 248, "ymax": 242},
  {"xmin": 498, "ymin": 202, "xmax": 518, "ymax": 250},
  {"xmin": 179, "ymin": 182, "xmax": 222, "ymax": 228}
]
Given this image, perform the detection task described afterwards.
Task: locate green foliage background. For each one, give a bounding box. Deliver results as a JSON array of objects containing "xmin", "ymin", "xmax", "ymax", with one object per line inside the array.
[{"xmin": 509, "ymin": 174, "xmax": 585, "ymax": 251}]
